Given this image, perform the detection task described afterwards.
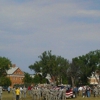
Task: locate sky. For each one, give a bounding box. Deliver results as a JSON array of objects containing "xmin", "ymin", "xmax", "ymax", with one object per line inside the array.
[{"xmin": 0, "ymin": 0, "xmax": 100, "ymax": 74}]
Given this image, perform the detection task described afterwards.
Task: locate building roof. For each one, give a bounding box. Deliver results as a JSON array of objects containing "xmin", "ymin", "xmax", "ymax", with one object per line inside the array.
[{"xmin": 7, "ymin": 67, "xmax": 18, "ymax": 74}]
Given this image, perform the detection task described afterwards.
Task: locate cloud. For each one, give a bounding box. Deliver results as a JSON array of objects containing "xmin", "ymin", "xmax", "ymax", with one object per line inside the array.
[
  {"xmin": 0, "ymin": 0, "xmax": 100, "ymax": 73},
  {"xmin": 0, "ymin": 0, "xmax": 99, "ymax": 32},
  {"xmin": 77, "ymin": 10, "xmax": 100, "ymax": 18}
]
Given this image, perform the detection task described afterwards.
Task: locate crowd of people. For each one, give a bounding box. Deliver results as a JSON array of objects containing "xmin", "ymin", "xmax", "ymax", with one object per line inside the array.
[
  {"xmin": 0, "ymin": 86, "xmax": 27, "ymax": 100},
  {"xmin": 11, "ymin": 86, "xmax": 27, "ymax": 100},
  {"xmin": 73, "ymin": 85, "xmax": 100, "ymax": 98},
  {"xmin": 0, "ymin": 84, "xmax": 100, "ymax": 100}
]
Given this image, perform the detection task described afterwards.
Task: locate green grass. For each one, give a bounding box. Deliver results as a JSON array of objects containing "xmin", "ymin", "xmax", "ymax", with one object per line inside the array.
[
  {"xmin": 2, "ymin": 91, "xmax": 32, "ymax": 100},
  {"xmin": 1, "ymin": 91, "xmax": 100, "ymax": 100}
]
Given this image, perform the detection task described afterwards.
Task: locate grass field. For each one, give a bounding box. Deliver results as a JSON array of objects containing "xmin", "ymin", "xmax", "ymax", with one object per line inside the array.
[
  {"xmin": 1, "ymin": 91, "xmax": 100, "ymax": 100},
  {"xmin": 2, "ymin": 91, "xmax": 31, "ymax": 100}
]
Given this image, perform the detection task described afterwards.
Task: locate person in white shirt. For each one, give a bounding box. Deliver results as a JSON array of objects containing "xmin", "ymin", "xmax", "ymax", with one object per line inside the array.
[
  {"xmin": 78, "ymin": 86, "xmax": 83, "ymax": 96},
  {"xmin": 0, "ymin": 86, "xmax": 2, "ymax": 100},
  {"xmin": 20, "ymin": 87, "xmax": 23, "ymax": 99}
]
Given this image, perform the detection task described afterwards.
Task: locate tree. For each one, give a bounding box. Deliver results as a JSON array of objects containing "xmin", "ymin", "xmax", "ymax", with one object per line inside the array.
[
  {"xmin": 0, "ymin": 77, "xmax": 11, "ymax": 86},
  {"xmin": 0, "ymin": 57, "xmax": 12, "ymax": 77},
  {"xmin": 67, "ymin": 61, "xmax": 82, "ymax": 87},
  {"xmin": 29, "ymin": 50, "xmax": 69, "ymax": 85},
  {"xmin": 23, "ymin": 72, "xmax": 33, "ymax": 84},
  {"xmin": 55, "ymin": 56, "xmax": 69, "ymax": 85},
  {"xmin": 32, "ymin": 74, "xmax": 47, "ymax": 84},
  {"xmin": 73, "ymin": 50, "xmax": 100, "ymax": 85}
]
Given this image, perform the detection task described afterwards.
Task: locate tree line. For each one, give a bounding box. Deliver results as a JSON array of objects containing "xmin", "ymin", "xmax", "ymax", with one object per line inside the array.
[
  {"xmin": 0, "ymin": 50, "xmax": 100, "ymax": 87},
  {"xmin": 24, "ymin": 50, "xmax": 100, "ymax": 87}
]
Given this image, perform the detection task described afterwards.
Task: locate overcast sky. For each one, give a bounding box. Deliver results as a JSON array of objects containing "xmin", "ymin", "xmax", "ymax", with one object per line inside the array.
[{"xmin": 0, "ymin": 0, "xmax": 100, "ymax": 74}]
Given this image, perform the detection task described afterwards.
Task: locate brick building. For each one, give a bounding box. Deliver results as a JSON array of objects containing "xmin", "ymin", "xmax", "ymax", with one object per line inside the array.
[{"xmin": 7, "ymin": 64, "xmax": 24, "ymax": 87}]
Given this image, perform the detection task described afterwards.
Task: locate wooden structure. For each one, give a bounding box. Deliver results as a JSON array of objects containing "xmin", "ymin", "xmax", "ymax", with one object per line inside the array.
[{"xmin": 88, "ymin": 71, "xmax": 100, "ymax": 85}]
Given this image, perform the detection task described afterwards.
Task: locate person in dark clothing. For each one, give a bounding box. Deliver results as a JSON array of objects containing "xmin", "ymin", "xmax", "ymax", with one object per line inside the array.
[{"xmin": 73, "ymin": 86, "xmax": 78, "ymax": 97}]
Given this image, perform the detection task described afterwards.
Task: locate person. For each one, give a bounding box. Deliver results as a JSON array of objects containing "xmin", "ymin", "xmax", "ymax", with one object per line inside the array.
[
  {"xmin": 8, "ymin": 86, "xmax": 10, "ymax": 93},
  {"xmin": 58, "ymin": 87, "xmax": 63, "ymax": 100},
  {"xmin": 36, "ymin": 87, "xmax": 41, "ymax": 100},
  {"xmin": 93, "ymin": 85, "xmax": 98, "ymax": 97},
  {"xmin": 62, "ymin": 87, "xmax": 66, "ymax": 100},
  {"xmin": 23, "ymin": 86, "xmax": 27, "ymax": 98},
  {"xmin": 12, "ymin": 87, "xmax": 16, "ymax": 100},
  {"xmin": 19, "ymin": 87, "xmax": 23, "ymax": 99},
  {"xmin": 73, "ymin": 86, "xmax": 78, "ymax": 97},
  {"xmin": 15, "ymin": 87, "xmax": 20, "ymax": 100},
  {"xmin": 27, "ymin": 86, "xmax": 32, "ymax": 95},
  {"xmin": 0, "ymin": 86, "xmax": 2, "ymax": 100},
  {"xmin": 86, "ymin": 85, "xmax": 91, "ymax": 97},
  {"xmin": 82, "ymin": 86, "xmax": 86, "ymax": 98},
  {"xmin": 78, "ymin": 86, "xmax": 83, "ymax": 96}
]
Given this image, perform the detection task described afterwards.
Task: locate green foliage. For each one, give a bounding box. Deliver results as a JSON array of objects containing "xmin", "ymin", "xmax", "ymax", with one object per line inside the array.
[
  {"xmin": 32, "ymin": 74, "xmax": 41, "ymax": 84},
  {"xmin": 23, "ymin": 72, "xmax": 47, "ymax": 85},
  {"xmin": 61, "ymin": 76, "xmax": 68, "ymax": 84},
  {"xmin": 29, "ymin": 50, "xmax": 70, "ymax": 84},
  {"xmin": 23, "ymin": 72, "xmax": 33, "ymax": 83},
  {"xmin": 0, "ymin": 57, "xmax": 12, "ymax": 77},
  {"xmin": 73, "ymin": 50, "xmax": 100, "ymax": 85},
  {"xmin": 67, "ymin": 61, "xmax": 82, "ymax": 87},
  {"xmin": 0, "ymin": 77, "xmax": 11, "ymax": 86},
  {"xmin": 32, "ymin": 74, "xmax": 47, "ymax": 85},
  {"xmin": 28, "ymin": 49, "xmax": 100, "ymax": 86}
]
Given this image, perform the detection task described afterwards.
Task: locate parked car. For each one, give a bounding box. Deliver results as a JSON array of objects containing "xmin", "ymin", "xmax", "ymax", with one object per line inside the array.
[{"xmin": 2, "ymin": 86, "xmax": 8, "ymax": 91}]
